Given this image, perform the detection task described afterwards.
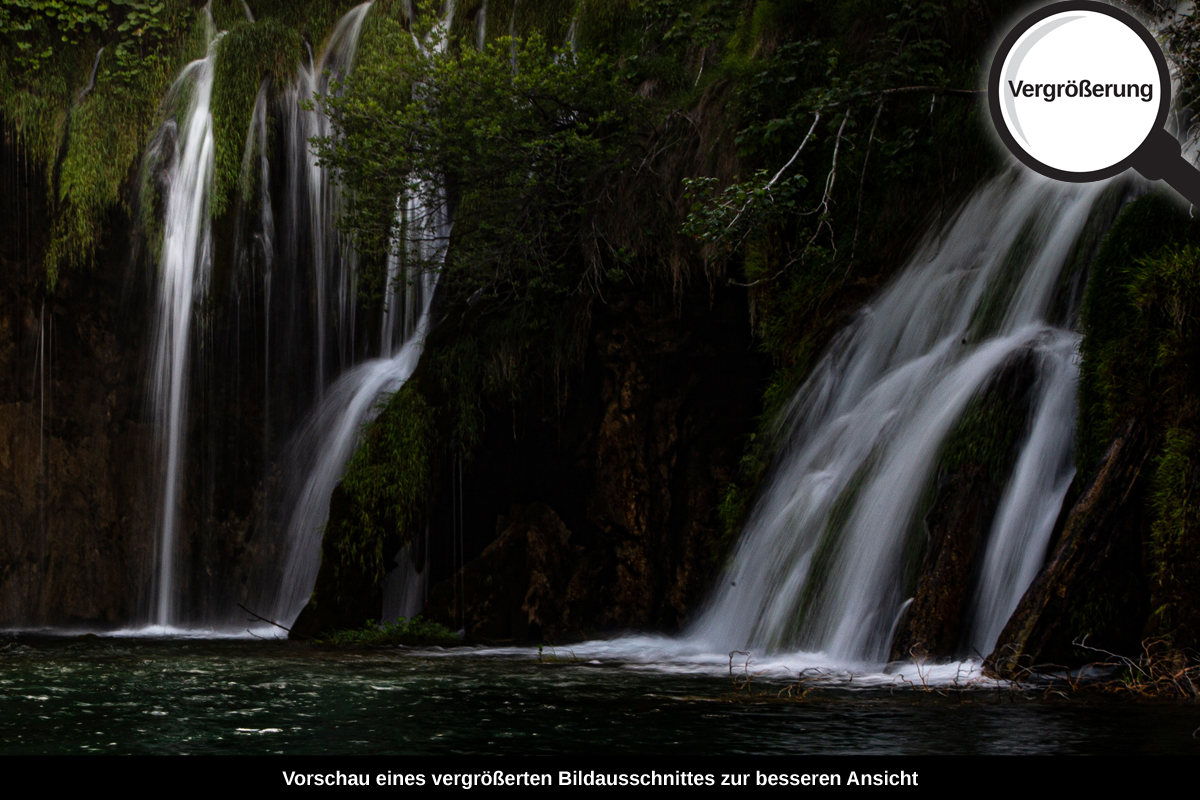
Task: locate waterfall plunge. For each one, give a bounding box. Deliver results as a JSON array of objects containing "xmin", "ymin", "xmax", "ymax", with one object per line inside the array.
[
  {"xmin": 271, "ymin": 5, "xmax": 456, "ymax": 627},
  {"xmin": 147, "ymin": 37, "xmax": 219, "ymax": 627},
  {"xmin": 690, "ymin": 172, "xmax": 1121, "ymax": 665},
  {"xmin": 143, "ymin": 3, "xmax": 399, "ymax": 629}
]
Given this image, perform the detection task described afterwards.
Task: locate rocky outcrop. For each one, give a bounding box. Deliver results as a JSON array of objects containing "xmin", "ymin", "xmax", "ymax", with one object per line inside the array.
[
  {"xmin": 0, "ymin": 136, "xmax": 153, "ymax": 627},
  {"xmin": 415, "ymin": 281, "xmax": 770, "ymax": 640},
  {"xmin": 890, "ymin": 463, "xmax": 1001, "ymax": 661},
  {"xmin": 890, "ymin": 353, "xmax": 1038, "ymax": 661},
  {"xmin": 985, "ymin": 417, "xmax": 1154, "ymax": 677},
  {"xmin": 424, "ymin": 503, "xmax": 593, "ymax": 642},
  {"xmin": 296, "ymin": 276, "xmax": 770, "ymax": 641}
]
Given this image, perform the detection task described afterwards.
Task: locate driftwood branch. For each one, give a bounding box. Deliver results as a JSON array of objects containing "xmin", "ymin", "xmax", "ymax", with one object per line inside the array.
[
  {"xmin": 236, "ymin": 602, "xmax": 292, "ymax": 633},
  {"xmin": 848, "ymin": 95, "xmax": 886, "ymax": 276}
]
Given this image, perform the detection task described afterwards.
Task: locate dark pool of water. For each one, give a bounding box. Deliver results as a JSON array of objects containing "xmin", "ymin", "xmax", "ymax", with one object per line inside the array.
[{"xmin": 1, "ymin": 636, "xmax": 1197, "ymax": 755}]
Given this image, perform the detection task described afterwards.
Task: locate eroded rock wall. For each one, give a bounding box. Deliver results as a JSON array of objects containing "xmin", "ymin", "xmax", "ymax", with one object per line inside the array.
[{"xmin": 0, "ymin": 133, "xmax": 153, "ymax": 627}]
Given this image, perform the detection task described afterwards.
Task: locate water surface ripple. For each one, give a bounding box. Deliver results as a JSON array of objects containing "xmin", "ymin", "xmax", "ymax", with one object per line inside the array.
[{"xmin": 1, "ymin": 637, "xmax": 1196, "ymax": 755}]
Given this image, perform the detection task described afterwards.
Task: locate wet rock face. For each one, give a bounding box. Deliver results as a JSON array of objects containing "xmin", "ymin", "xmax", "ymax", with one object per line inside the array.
[
  {"xmin": 424, "ymin": 503, "xmax": 592, "ymax": 642},
  {"xmin": 0, "ymin": 135, "xmax": 271, "ymax": 629},
  {"xmin": 0, "ymin": 144, "xmax": 153, "ymax": 626},
  {"xmin": 890, "ymin": 463, "xmax": 1001, "ymax": 662},
  {"xmin": 419, "ymin": 281, "xmax": 770, "ymax": 640},
  {"xmin": 985, "ymin": 417, "xmax": 1154, "ymax": 678},
  {"xmin": 889, "ymin": 352, "xmax": 1039, "ymax": 662}
]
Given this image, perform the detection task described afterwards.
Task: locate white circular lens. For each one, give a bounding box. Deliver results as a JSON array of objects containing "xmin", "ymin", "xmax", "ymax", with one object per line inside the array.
[{"xmin": 998, "ymin": 9, "xmax": 1162, "ymax": 173}]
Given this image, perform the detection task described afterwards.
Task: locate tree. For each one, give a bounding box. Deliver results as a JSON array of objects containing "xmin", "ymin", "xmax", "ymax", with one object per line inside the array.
[{"xmin": 317, "ymin": 10, "xmax": 642, "ymax": 316}]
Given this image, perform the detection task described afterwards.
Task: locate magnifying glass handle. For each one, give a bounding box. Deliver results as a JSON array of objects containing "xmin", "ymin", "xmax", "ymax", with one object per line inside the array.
[{"xmin": 1131, "ymin": 129, "xmax": 1200, "ymax": 208}]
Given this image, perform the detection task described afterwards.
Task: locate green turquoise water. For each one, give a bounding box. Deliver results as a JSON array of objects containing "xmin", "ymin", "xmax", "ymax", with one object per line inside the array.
[{"xmin": 1, "ymin": 636, "xmax": 1198, "ymax": 755}]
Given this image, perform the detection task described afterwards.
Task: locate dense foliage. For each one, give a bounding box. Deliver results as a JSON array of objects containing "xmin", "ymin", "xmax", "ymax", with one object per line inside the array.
[
  {"xmin": 1, "ymin": 0, "xmax": 202, "ymax": 286},
  {"xmin": 317, "ymin": 5, "xmax": 642, "ymax": 312},
  {"xmin": 1075, "ymin": 193, "xmax": 1200, "ymax": 646},
  {"xmin": 313, "ymin": 0, "xmax": 1027, "ymax": 578},
  {"xmin": 333, "ymin": 383, "xmax": 435, "ymax": 584},
  {"xmin": 0, "ymin": 0, "xmax": 363, "ymax": 286},
  {"xmin": 210, "ymin": 18, "xmax": 303, "ymax": 216}
]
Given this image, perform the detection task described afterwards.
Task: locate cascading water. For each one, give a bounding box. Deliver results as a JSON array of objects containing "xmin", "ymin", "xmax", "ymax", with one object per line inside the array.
[
  {"xmin": 282, "ymin": 3, "xmax": 374, "ymax": 396},
  {"xmin": 690, "ymin": 171, "xmax": 1124, "ymax": 665},
  {"xmin": 146, "ymin": 25, "xmax": 219, "ymax": 627},
  {"xmin": 134, "ymin": 0, "xmax": 463, "ymax": 632},
  {"xmin": 140, "ymin": 3, "xmax": 387, "ymax": 629},
  {"xmin": 270, "ymin": 7, "xmax": 456, "ymax": 627},
  {"xmin": 476, "ymin": 0, "xmax": 488, "ymax": 50},
  {"xmin": 132, "ymin": 0, "xmax": 1108, "ymax": 652},
  {"xmin": 269, "ymin": 266, "xmax": 438, "ymax": 627}
]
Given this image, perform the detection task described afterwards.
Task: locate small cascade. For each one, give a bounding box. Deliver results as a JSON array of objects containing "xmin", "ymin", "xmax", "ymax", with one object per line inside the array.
[
  {"xmin": 282, "ymin": 2, "xmax": 374, "ymax": 396},
  {"xmin": 382, "ymin": 542, "xmax": 428, "ymax": 622},
  {"xmin": 270, "ymin": 135, "xmax": 448, "ymax": 626},
  {"xmin": 139, "ymin": 3, "xmax": 380, "ymax": 629},
  {"xmin": 476, "ymin": 0, "xmax": 488, "ymax": 50},
  {"xmin": 565, "ymin": 6, "xmax": 579, "ymax": 53},
  {"xmin": 965, "ymin": 333, "xmax": 1079, "ymax": 654},
  {"xmin": 271, "ymin": 265, "xmax": 438, "ymax": 626},
  {"xmin": 691, "ymin": 172, "xmax": 1122, "ymax": 664},
  {"xmin": 267, "ymin": 3, "xmax": 455, "ymax": 627},
  {"xmin": 146, "ymin": 31, "xmax": 220, "ymax": 626},
  {"xmin": 32, "ymin": 302, "xmax": 50, "ymax": 623}
]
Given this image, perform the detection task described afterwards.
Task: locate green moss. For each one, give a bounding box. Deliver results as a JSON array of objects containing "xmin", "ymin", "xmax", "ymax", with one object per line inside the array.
[
  {"xmin": 715, "ymin": 480, "xmax": 750, "ymax": 557},
  {"xmin": 211, "ymin": 0, "xmax": 248, "ymax": 31},
  {"xmin": 210, "ymin": 19, "xmax": 304, "ymax": 217},
  {"xmin": 1075, "ymin": 221, "xmax": 1200, "ymax": 647},
  {"xmin": 316, "ymin": 615, "xmax": 460, "ymax": 646},
  {"xmin": 966, "ymin": 215, "xmax": 1042, "ymax": 342},
  {"xmin": 789, "ymin": 456, "xmax": 874, "ymax": 640},
  {"xmin": 223, "ymin": 0, "xmax": 365, "ymax": 47},
  {"xmin": 1, "ymin": 1, "xmax": 374, "ymax": 286},
  {"xmin": 0, "ymin": 49, "xmax": 76, "ymax": 172},
  {"xmin": 334, "ymin": 383, "xmax": 435, "ymax": 584},
  {"xmin": 939, "ymin": 373, "xmax": 1030, "ymax": 485},
  {"xmin": 448, "ymin": 0, "xmax": 484, "ymax": 48},
  {"xmin": 1046, "ymin": 180, "xmax": 1129, "ymax": 328},
  {"xmin": 1076, "ymin": 195, "xmax": 1200, "ymax": 480},
  {"xmin": 513, "ymin": 0, "xmax": 575, "ymax": 43},
  {"xmin": 1149, "ymin": 427, "xmax": 1198, "ymax": 642},
  {"xmin": 1075, "ymin": 191, "xmax": 1195, "ymax": 482},
  {"xmin": 0, "ymin": 1, "xmax": 205, "ymax": 288},
  {"xmin": 574, "ymin": 0, "xmax": 640, "ymax": 54}
]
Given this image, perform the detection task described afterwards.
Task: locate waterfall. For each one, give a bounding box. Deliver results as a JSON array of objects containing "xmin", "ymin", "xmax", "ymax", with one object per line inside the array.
[
  {"xmin": 270, "ymin": 6, "xmax": 456, "ymax": 626},
  {"xmin": 690, "ymin": 172, "xmax": 1120, "ymax": 665},
  {"xmin": 566, "ymin": 5, "xmax": 579, "ymax": 53},
  {"xmin": 146, "ymin": 33, "xmax": 219, "ymax": 627},
  {"xmin": 476, "ymin": 0, "xmax": 488, "ymax": 50},
  {"xmin": 965, "ymin": 333, "xmax": 1079, "ymax": 654},
  {"xmin": 283, "ymin": 3, "xmax": 374, "ymax": 397},
  {"xmin": 140, "ymin": 3, "xmax": 385, "ymax": 629},
  {"xmin": 270, "ymin": 264, "xmax": 438, "ymax": 627}
]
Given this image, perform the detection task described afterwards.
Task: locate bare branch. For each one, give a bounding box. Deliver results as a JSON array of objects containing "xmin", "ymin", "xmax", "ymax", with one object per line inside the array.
[
  {"xmin": 237, "ymin": 602, "xmax": 293, "ymax": 634},
  {"xmin": 848, "ymin": 96, "xmax": 885, "ymax": 276}
]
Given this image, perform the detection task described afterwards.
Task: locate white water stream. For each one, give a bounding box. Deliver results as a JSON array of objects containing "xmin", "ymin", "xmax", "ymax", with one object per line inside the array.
[
  {"xmin": 689, "ymin": 172, "xmax": 1116, "ymax": 665},
  {"xmin": 147, "ymin": 21, "xmax": 219, "ymax": 626},
  {"xmin": 143, "ymin": 3, "xmax": 412, "ymax": 629},
  {"xmin": 136, "ymin": 4, "xmax": 1119, "ymax": 656}
]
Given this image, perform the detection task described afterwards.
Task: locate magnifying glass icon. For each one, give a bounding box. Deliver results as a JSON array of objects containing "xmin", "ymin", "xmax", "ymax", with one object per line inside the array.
[{"xmin": 990, "ymin": 0, "xmax": 1200, "ymax": 204}]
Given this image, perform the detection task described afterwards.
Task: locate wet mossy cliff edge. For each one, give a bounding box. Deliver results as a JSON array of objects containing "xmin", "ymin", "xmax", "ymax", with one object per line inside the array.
[
  {"xmin": 292, "ymin": 0, "xmax": 1025, "ymax": 641},
  {"xmin": 0, "ymin": 131, "xmax": 152, "ymax": 627},
  {"xmin": 984, "ymin": 192, "xmax": 1200, "ymax": 675}
]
